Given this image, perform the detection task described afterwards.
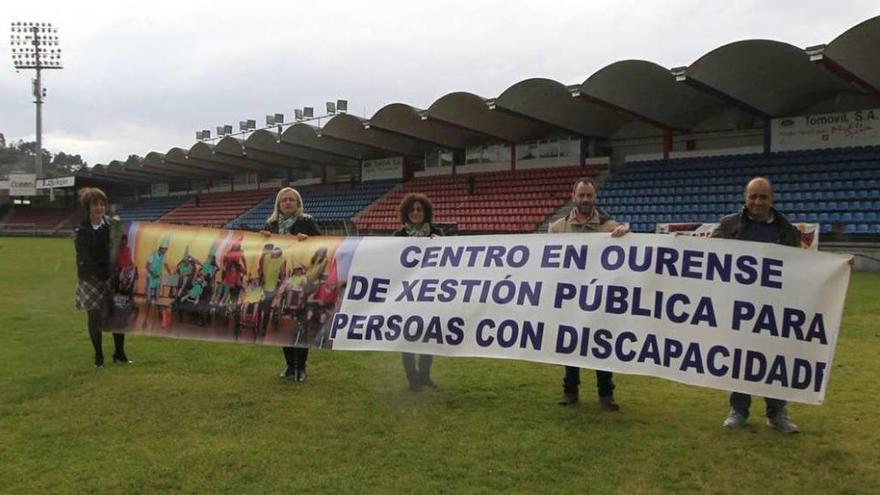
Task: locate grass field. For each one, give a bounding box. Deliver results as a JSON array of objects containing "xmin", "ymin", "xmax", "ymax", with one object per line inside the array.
[{"xmin": 0, "ymin": 237, "xmax": 878, "ymax": 494}]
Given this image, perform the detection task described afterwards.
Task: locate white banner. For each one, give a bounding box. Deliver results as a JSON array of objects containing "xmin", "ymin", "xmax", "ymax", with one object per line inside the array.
[
  {"xmin": 9, "ymin": 174, "xmax": 37, "ymax": 196},
  {"xmin": 362, "ymin": 156, "xmax": 403, "ymax": 181},
  {"xmin": 656, "ymin": 222, "xmax": 820, "ymax": 250},
  {"xmin": 771, "ymin": 108, "xmax": 880, "ymax": 151},
  {"xmin": 37, "ymin": 176, "xmax": 76, "ymax": 189},
  {"xmin": 332, "ymin": 234, "xmax": 851, "ymax": 404}
]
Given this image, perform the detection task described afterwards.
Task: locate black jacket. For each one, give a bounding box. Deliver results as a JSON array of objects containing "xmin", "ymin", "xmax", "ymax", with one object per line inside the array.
[
  {"xmin": 712, "ymin": 206, "xmax": 800, "ymax": 248},
  {"xmin": 74, "ymin": 216, "xmax": 112, "ymax": 281},
  {"xmin": 266, "ymin": 214, "xmax": 321, "ymax": 236},
  {"xmin": 392, "ymin": 224, "xmax": 444, "ymax": 237}
]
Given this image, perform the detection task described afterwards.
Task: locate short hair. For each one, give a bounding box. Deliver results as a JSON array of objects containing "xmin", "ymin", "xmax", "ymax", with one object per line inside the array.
[
  {"xmin": 572, "ymin": 177, "xmax": 598, "ymax": 194},
  {"xmin": 78, "ymin": 187, "xmax": 108, "ymax": 210},
  {"xmin": 398, "ymin": 193, "xmax": 433, "ymax": 225},
  {"xmin": 744, "ymin": 176, "xmax": 773, "ymax": 193}
]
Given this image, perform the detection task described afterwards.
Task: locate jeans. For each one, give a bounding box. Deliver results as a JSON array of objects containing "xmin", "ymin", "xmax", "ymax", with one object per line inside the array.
[
  {"xmin": 563, "ymin": 366, "xmax": 615, "ymax": 398},
  {"xmin": 402, "ymin": 353, "xmax": 433, "ymax": 385},
  {"xmin": 730, "ymin": 392, "xmax": 786, "ymax": 418}
]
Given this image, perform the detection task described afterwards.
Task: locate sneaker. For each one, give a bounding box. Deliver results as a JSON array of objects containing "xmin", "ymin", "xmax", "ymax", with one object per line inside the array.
[
  {"xmin": 279, "ymin": 367, "xmax": 296, "ymax": 379},
  {"xmin": 767, "ymin": 414, "xmax": 800, "ymax": 434},
  {"xmin": 557, "ymin": 393, "xmax": 579, "ymax": 406},
  {"xmin": 599, "ymin": 396, "xmax": 620, "ymax": 412},
  {"xmin": 723, "ymin": 410, "xmax": 748, "ymax": 429}
]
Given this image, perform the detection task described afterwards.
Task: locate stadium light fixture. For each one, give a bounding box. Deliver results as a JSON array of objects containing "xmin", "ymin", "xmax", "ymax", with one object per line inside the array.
[
  {"xmin": 294, "ymin": 109, "xmax": 304, "ymax": 121},
  {"xmin": 9, "ymin": 21, "xmax": 63, "ymax": 179},
  {"xmin": 805, "ymin": 44, "xmax": 827, "ymax": 62},
  {"xmin": 326, "ymin": 101, "xmax": 336, "ymax": 114},
  {"xmin": 337, "ymin": 99, "xmax": 348, "ymax": 113},
  {"xmin": 303, "ymin": 107, "xmax": 314, "ymax": 118},
  {"xmin": 670, "ymin": 67, "xmax": 688, "ymax": 82}
]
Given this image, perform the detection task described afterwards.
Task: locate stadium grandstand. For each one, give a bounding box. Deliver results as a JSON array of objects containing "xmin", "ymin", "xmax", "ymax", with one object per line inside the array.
[{"xmin": 2, "ymin": 16, "xmax": 879, "ymax": 267}]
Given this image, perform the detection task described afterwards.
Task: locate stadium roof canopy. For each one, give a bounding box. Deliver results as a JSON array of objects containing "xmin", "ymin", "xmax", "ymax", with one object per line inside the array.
[
  {"xmin": 79, "ymin": 15, "xmax": 880, "ymax": 186},
  {"xmin": 488, "ymin": 78, "xmax": 632, "ymax": 136},
  {"xmin": 811, "ymin": 15, "xmax": 880, "ymax": 98},
  {"xmin": 366, "ymin": 103, "xmax": 486, "ymax": 150},
  {"xmin": 280, "ymin": 122, "xmax": 386, "ymax": 161},
  {"xmin": 673, "ymin": 39, "xmax": 871, "ymax": 118},
  {"xmin": 245, "ymin": 130, "xmax": 354, "ymax": 170},
  {"xmin": 320, "ymin": 113, "xmax": 438, "ymax": 157},
  {"xmin": 575, "ymin": 60, "xmax": 729, "ymax": 130},
  {"xmin": 422, "ymin": 91, "xmax": 552, "ymax": 143}
]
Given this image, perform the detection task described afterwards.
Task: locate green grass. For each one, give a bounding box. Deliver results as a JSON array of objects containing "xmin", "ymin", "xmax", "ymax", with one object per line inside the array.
[{"xmin": 0, "ymin": 237, "xmax": 878, "ymax": 494}]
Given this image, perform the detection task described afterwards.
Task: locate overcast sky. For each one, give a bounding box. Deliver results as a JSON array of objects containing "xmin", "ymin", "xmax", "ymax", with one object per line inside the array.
[{"xmin": 1, "ymin": 0, "xmax": 877, "ymax": 167}]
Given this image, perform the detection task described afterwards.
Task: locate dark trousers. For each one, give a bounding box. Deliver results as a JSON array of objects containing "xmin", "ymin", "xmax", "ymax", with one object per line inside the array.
[
  {"xmin": 402, "ymin": 353, "xmax": 432, "ymax": 384},
  {"xmin": 258, "ymin": 291, "xmax": 276, "ymax": 335},
  {"xmin": 87, "ymin": 309, "xmax": 125, "ymax": 359},
  {"xmin": 282, "ymin": 346, "xmax": 309, "ymax": 370},
  {"xmin": 563, "ymin": 366, "xmax": 615, "ymax": 398},
  {"xmin": 730, "ymin": 392, "xmax": 786, "ymax": 418}
]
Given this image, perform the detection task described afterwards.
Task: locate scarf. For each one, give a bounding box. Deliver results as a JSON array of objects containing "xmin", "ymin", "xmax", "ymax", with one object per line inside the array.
[
  {"xmin": 278, "ymin": 214, "xmax": 297, "ymax": 234},
  {"xmin": 404, "ymin": 223, "xmax": 431, "ymax": 237}
]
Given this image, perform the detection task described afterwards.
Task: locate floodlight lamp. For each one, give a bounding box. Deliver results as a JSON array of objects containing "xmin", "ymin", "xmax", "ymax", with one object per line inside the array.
[
  {"xmin": 303, "ymin": 107, "xmax": 314, "ymax": 118},
  {"xmin": 337, "ymin": 99, "xmax": 348, "ymax": 113},
  {"xmin": 294, "ymin": 109, "xmax": 303, "ymax": 121},
  {"xmin": 266, "ymin": 115, "xmax": 275, "ymax": 126},
  {"xmin": 247, "ymin": 119, "xmax": 256, "ymax": 130},
  {"xmin": 274, "ymin": 113, "xmax": 284, "ymax": 123},
  {"xmin": 326, "ymin": 101, "xmax": 336, "ymax": 114}
]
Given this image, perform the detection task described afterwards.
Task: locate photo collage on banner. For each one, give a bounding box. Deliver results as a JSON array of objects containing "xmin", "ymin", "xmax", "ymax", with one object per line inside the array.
[{"xmin": 106, "ymin": 221, "xmax": 355, "ymax": 349}]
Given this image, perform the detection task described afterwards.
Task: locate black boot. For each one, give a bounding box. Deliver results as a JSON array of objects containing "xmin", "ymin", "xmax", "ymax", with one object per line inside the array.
[
  {"xmin": 280, "ymin": 347, "xmax": 297, "ymax": 379},
  {"xmin": 112, "ymin": 333, "xmax": 132, "ymax": 364},
  {"xmin": 88, "ymin": 310, "xmax": 104, "ymax": 368}
]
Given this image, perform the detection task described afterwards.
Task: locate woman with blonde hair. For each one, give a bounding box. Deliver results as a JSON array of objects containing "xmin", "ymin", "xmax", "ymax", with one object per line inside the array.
[
  {"xmin": 74, "ymin": 187, "xmax": 132, "ymax": 367},
  {"xmin": 262, "ymin": 187, "xmax": 320, "ymax": 381}
]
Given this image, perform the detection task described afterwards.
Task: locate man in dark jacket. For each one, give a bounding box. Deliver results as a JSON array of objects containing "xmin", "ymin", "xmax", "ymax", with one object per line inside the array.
[{"xmin": 711, "ymin": 177, "xmax": 801, "ymax": 434}]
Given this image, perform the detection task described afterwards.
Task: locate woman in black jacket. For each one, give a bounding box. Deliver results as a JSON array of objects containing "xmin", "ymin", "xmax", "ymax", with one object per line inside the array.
[
  {"xmin": 74, "ymin": 187, "xmax": 131, "ymax": 367},
  {"xmin": 392, "ymin": 193, "xmax": 443, "ymax": 391},
  {"xmin": 262, "ymin": 187, "xmax": 320, "ymax": 382}
]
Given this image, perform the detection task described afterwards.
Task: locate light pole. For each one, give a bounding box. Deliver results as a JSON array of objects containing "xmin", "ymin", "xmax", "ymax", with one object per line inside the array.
[{"xmin": 10, "ymin": 21, "xmax": 63, "ymax": 179}]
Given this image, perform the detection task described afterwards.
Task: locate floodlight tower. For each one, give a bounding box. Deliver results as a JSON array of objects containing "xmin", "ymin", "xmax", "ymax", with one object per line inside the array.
[{"xmin": 9, "ymin": 21, "xmax": 63, "ymax": 179}]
